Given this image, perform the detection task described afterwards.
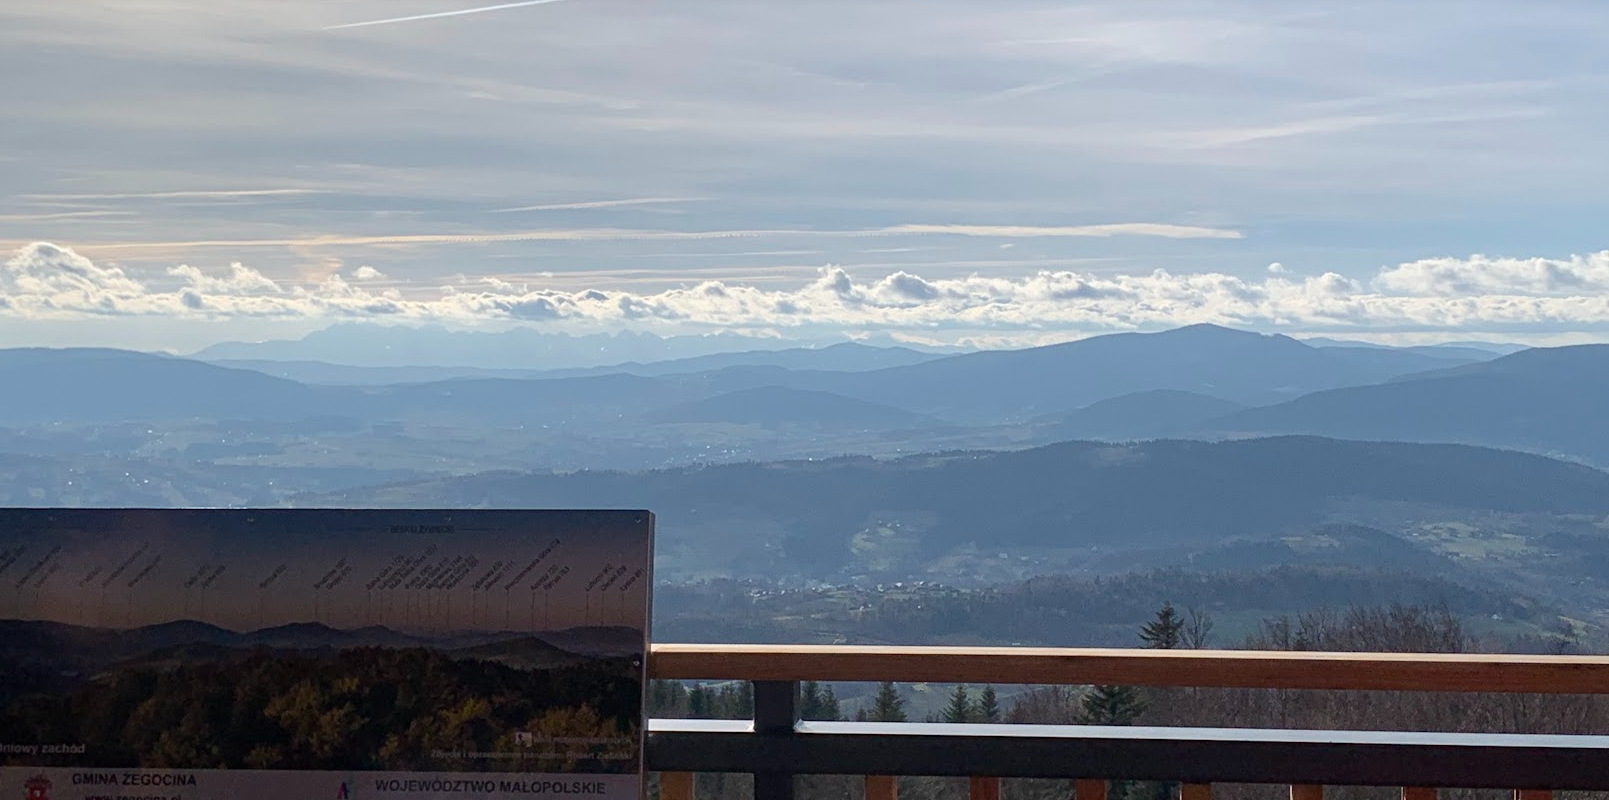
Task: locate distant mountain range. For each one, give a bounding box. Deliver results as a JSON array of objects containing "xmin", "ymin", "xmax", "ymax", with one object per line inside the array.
[
  {"xmin": 0, "ymin": 324, "xmax": 1502, "ymax": 425},
  {"xmin": 208, "ymin": 342, "xmax": 943, "ymax": 385},
  {"xmin": 14, "ymin": 323, "xmax": 1609, "ymax": 643},
  {"xmin": 0, "ymin": 348, "xmax": 337, "ymax": 425},
  {"xmin": 1206, "ymin": 345, "xmax": 1609, "ymax": 463},
  {"xmin": 0, "ymin": 619, "xmax": 643, "ymax": 675},
  {"xmin": 780, "ymin": 324, "xmax": 1492, "ymax": 421},
  {"xmin": 193, "ymin": 324, "xmax": 964, "ymax": 370},
  {"xmin": 1301, "ymin": 336, "xmax": 1530, "ymax": 357},
  {"xmin": 36, "ymin": 323, "xmax": 1609, "ymax": 474}
]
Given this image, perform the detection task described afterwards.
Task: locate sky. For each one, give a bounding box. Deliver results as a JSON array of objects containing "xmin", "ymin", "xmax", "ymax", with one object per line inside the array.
[{"xmin": 5, "ymin": 0, "xmax": 1609, "ymax": 352}]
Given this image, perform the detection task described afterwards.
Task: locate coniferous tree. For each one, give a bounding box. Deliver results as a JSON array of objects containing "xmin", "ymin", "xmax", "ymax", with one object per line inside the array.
[
  {"xmin": 1140, "ymin": 601, "xmax": 1184, "ymax": 650},
  {"xmin": 1080, "ymin": 684, "xmax": 1145, "ymax": 725},
  {"xmin": 1135, "ymin": 604, "xmax": 1186, "ymax": 800},
  {"xmin": 869, "ymin": 681, "xmax": 907, "ymax": 722},
  {"xmin": 942, "ymin": 685, "xmax": 974, "ymax": 723},
  {"xmin": 800, "ymin": 681, "xmax": 825, "ymax": 720},
  {"xmin": 978, "ymin": 685, "xmax": 1001, "ymax": 723},
  {"xmin": 688, "ymin": 685, "xmax": 713, "ymax": 719},
  {"xmin": 820, "ymin": 684, "xmax": 842, "ymax": 721}
]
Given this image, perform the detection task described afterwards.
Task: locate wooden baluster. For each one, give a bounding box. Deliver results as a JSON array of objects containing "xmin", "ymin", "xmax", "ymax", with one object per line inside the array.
[
  {"xmin": 866, "ymin": 776, "xmax": 898, "ymax": 800},
  {"xmin": 1290, "ymin": 785, "xmax": 1323, "ymax": 800},
  {"xmin": 970, "ymin": 777, "xmax": 1001, "ymax": 800},
  {"xmin": 660, "ymin": 773, "xmax": 696, "ymax": 800},
  {"xmin": 1073, "ymin": 780, "xmax": 1106, "ymax": 800},
  {"xmin": 1514, "ymin": 791, "xmax": 1552, "ymax": 800},
  {"xmin": 1179, "ymin": 784, "xmax": 1211, "ymax": 800},
  {"xmin": 1402, "ymin": 789, "xmax": 1436, "ymax": 800}
]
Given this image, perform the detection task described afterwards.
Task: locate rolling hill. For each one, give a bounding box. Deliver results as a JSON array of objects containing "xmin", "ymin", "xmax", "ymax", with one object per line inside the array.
[
  {"xmin": 1036, "ymin": 389, "xmax": 1247, "ymax": 441},
  {"xmin": 812, "ymin": 324, "xmax": 1479, "ymax": 422},
  {"xmin": 0, "ymin": 349, "xmax": 338, "ymax": 424},
  {"xmin": 210, "ymin": 342, "xmax": 941, "ymax": 385},
  {"xmin": 0, "ymin": 326, "xmax": 1515, "ymax": 434},
  {"xmin": 647, "ymin": 386, "xmax": 936, "ymax": 429},
  {"xmin": 1209, "ymin": 344, "xmax": 1609, "ymax": 464},
  {"xmin": 303, "ymin": 436, "xmax": 1609, "ymax": 585}
]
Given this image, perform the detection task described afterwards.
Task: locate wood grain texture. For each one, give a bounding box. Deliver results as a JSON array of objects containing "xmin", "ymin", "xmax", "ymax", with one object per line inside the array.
[
  {"xmin": 969, "ymin": 777, "xmax": 1000, "ymax": 800},
  {"xmin": 650, "ymin": 644, "xmax": 1609, "ymax": 693},
  {"xmin": 1180, "ymin": 784, "xmax": 1212, "ymax": 800},
  {"xmin": 1290, "ymin": 786, "xmax": 1323, "ymax": 800},
  {"xmin": 1402, "ymin": 789, "xmax": 1437, "ymax": 800},
  {"xmin": 659, "ymin": 772, "xmax": 695, "ymax": 800},
  {"xmin": 866, "ymin": 776, "xmax": 898, "ymax": 800},
  {"xmin": 1074, "ymin": 780, "xmax": 1107, "ymax": 800},
  {"xmin": 1514, "ymin": 791, "xmax": 1552, "ymax": 800}
]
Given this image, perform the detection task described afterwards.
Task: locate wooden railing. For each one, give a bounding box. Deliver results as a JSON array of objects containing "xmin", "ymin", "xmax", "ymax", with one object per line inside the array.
[{"xmin": 644, "ymin": 644, "xmax": 1609, "ymax": 800}]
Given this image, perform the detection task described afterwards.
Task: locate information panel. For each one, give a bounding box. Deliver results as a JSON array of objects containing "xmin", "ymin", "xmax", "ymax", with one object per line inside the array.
[{"xmin": 0, "ymin": 508, "xmax": 653, "ymax": 800}]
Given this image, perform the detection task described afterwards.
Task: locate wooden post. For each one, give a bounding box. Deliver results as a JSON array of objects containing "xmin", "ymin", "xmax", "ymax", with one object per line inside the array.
[
  {"xmin": 1180, "ymin": 785, "xmax": 1211, "ymax": 800},
  {"xmin": 660, "ymin": 773, "xmax": 695, "ymax": 800},
  {"xmin": 1074, "ymin": 780, "xmax": 1107, "ymax": 800},
  {"xmin": 1514, "ymin": 791, "xmax": 1552, "ymax": 800},
  {"xmin": 970, "ymin": 777, "xmax": 1001, "ymax": 800},
  {"xmin": 866, "ymin": 776, "xmax": 898, "ymax": 800},
  {"xmin": 1402, "ymin": 789, "xmax": 1436, "ymax": 800},
  {"xmin": 1290, "ymin": 786, "xmax": 1323, "ymax": 800}
]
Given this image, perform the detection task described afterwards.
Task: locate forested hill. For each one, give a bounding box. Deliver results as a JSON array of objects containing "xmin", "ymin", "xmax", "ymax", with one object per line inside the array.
[{"xmin": 306, "ymin": 436, "xmax": 1609, "ymax": 583}]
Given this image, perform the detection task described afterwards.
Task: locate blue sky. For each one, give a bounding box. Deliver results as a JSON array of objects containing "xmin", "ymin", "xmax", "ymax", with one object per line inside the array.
[{"xmin": 4, "ymin": 0, "xmax": 1609, "ymax": 351}]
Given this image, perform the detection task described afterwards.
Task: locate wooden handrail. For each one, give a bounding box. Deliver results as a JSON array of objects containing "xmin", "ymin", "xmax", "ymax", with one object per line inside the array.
[{"xmin": 648, "ymin": 644, "xmax": 1609, "ymax": 694}]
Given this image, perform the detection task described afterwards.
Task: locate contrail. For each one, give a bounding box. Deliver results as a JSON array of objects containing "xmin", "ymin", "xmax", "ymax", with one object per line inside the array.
[
  {"xmin": 491, "ymin": 197, "xmax": 705, "ymax": 213},
  {"xmin": 324, "ymin": 0, "xmax": 570, "ymax": 30}
]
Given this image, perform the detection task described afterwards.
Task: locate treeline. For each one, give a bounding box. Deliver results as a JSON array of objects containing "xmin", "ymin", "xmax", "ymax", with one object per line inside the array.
[
  {"xmin": 652, "ymin": 564, "xmax": 1542, "ymax": 649},
  {"xmin": 647, "ymin": 680, "xmax": 842, "ymax": 721},
  {"xmin": 656, "ymin": 601, "xmax": 1597, "ymax": 800},
  {"xmin": 855, "ymin": 567, "xmax": 1536, "ymax": 646},
  {"xmin": 0, "ymin": 646, "xmax": 641, "ymax": 773}
]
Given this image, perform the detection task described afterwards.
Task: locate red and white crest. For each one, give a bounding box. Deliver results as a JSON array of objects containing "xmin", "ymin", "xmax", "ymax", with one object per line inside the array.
[{"xmin": 23, "ymin": 774, "xmax": 51, "ymax": 800}]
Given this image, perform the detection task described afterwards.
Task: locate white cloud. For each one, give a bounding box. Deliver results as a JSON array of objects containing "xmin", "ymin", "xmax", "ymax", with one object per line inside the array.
[
  {"xmin": 352, "ymin": 265, "xmax": 387, "ymax": 281},
  {"xmin": 1373, "ymin": 253, "xmax": 1609, "ymax": 297},
  {"xmin": 9, "ymin": 242, "xmax": 1609, "ymax": 337},
  {"xmin": 5, "ymin": 242, "xmax": 145, "ymax": 305},
  {"xmin": 168, "ymin": 263, "xmax": 283, "ymax": 294}
]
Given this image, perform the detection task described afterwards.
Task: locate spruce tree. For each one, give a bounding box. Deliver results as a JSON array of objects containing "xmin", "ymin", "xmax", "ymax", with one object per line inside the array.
[
  {"xmin": 869, "ymin": 681, "xmax": 907, "ymax": 722},
  {"xmin": 1079, "ymin": 684, "xmax": 1145, "ymax": 725},
  {"xmin": 1140, "ymin": 601, "xmax": 1184, "ymax": 650},
  {"xmin": 1135, "ymin": 604, "xmax": 1185, "ymax": 800},
  {"xmin": 821, "ymin": 684, "xmax": 842, "ymax": 721},
  {"xmin": 978, "ymin": 685, "xmax": 1001, "ymax": 723},
  {"xmin": 801, "ymin": 680, "xmax": 825, "ymax": 720},
  {"xmin": 942, "ymin": 684, "xmax": 974, "ymax": 723},
  {"xmin": 688, "ymin": 685, "xmax": 713, "ymax": 719}
]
